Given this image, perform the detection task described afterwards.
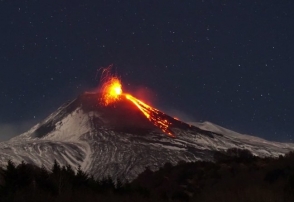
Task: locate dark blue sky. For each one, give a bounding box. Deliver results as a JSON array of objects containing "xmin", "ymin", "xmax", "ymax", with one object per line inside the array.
[{"xmin": 0, "ymin": 1, "xmax": 293, "ymax": 141}]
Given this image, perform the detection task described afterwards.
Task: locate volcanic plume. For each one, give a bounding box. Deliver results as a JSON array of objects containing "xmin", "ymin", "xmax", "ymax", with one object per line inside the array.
[{"xmin": 98, "ymin": 66, "xmax": 175, "ymax": 137}]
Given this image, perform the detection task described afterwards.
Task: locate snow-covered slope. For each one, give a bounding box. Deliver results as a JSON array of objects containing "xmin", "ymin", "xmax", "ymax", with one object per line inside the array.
[{"xmin": 0, "ymin": 92, "xmax": 293, "ymax": 181}]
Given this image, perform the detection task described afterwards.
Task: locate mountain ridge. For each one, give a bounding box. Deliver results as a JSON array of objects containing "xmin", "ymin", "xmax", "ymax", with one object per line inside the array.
[{"xmin": 1, "ymin": 92, "xmax": 293, "ymax": 181}]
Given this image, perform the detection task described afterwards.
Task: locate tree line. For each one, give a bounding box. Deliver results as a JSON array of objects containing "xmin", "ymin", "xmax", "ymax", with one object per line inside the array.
[{"xmin": 1, "ymin": 148, "xmax": 294, "ymax": 201}]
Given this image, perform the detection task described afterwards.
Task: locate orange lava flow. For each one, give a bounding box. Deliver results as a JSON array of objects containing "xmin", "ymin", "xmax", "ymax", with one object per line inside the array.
[
  {"xmin": 125, "ymin": 94, "xmax": 175, "ymax": 137},
  {"xmin": 98, "ymin": 68, "xmax": 175, "ymax": 137}
]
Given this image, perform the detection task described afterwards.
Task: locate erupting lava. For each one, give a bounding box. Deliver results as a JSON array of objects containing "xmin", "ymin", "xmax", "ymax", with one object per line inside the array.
[
  {"xmin": 98, "ymin": 66, "xmax": 175, "ymax": 137},
  {"xmin": 99, "ymin": 67, "xmax": 122, "ymax": 106}
]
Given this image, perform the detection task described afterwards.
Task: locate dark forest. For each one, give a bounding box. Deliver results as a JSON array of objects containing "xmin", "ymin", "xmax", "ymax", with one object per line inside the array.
[{"xmin": 1, "ymin": 148, "xmax": 294, "ymax": 202}]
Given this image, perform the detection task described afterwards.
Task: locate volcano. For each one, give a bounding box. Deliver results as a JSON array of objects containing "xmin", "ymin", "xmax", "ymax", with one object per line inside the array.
[{"xmin": 0, "ymin": 92, "xmax": 294, "ymax": 181}]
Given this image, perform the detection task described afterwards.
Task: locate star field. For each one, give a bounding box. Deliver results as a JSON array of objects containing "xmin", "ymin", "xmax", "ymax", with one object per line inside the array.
[{"xmin": 0, "ymin": 1, "xmax": 293, "ymax": 141}]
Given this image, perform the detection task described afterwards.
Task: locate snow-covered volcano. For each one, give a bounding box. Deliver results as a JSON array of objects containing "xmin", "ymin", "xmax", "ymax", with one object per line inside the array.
[{"xmin": 0, "ymin": 92, "xmax": 293, "ymax": 180}]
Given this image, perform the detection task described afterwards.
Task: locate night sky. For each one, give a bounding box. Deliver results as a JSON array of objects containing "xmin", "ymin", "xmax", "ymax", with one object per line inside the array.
[{"xmin": 0, "ymin": 1, "xmax": 293, "ymax": 142}]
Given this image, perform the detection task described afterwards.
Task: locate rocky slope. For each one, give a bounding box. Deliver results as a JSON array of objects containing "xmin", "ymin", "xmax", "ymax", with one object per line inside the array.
[{"xmin": 0, "ymin": 92, "xmax": 293, "ymax": 181}]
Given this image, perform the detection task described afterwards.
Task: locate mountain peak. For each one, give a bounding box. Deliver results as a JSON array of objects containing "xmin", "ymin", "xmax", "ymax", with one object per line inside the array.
[
  {"xmin": 2, "ymin": 92, "xmax": 294, "ymax": 181},
  {"xmin": 15, "ymin": 92, "xmax": 215, "ymax": 141}
]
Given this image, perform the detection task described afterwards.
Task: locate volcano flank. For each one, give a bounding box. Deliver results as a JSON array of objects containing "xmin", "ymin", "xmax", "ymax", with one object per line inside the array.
[
  {"xmin": 0, "ymin": 92, "xmax": 294, "ymax": 181},
  {"xmin": 33, "ymin": 92, "xmax": 215, "ymax": 139}
]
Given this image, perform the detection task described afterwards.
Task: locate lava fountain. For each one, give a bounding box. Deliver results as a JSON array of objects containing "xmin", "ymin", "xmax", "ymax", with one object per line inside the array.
[
  {"xmin": 98, "ymin": 66, "xmax": 175, "ymax": 137},
  {"xmin": 99, "ymin": 67, "xmax": 122, "ymax": 106}
]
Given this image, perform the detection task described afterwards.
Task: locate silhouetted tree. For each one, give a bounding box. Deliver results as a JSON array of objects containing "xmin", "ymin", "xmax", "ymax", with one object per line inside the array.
[
  {"xmin": 35, "ymin": 165, "xmax": 55, "ymax": 194},
  {"xmin": 16, "ymin": 161, "xmax": 34, "ymax": 188},
  {"xmin": 73, "ymin": 165, "xmax": 88, "ymax": 190},
  {"xmin": 2, "ymin": 160, "xmax": 18, "ymax": 193}
]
